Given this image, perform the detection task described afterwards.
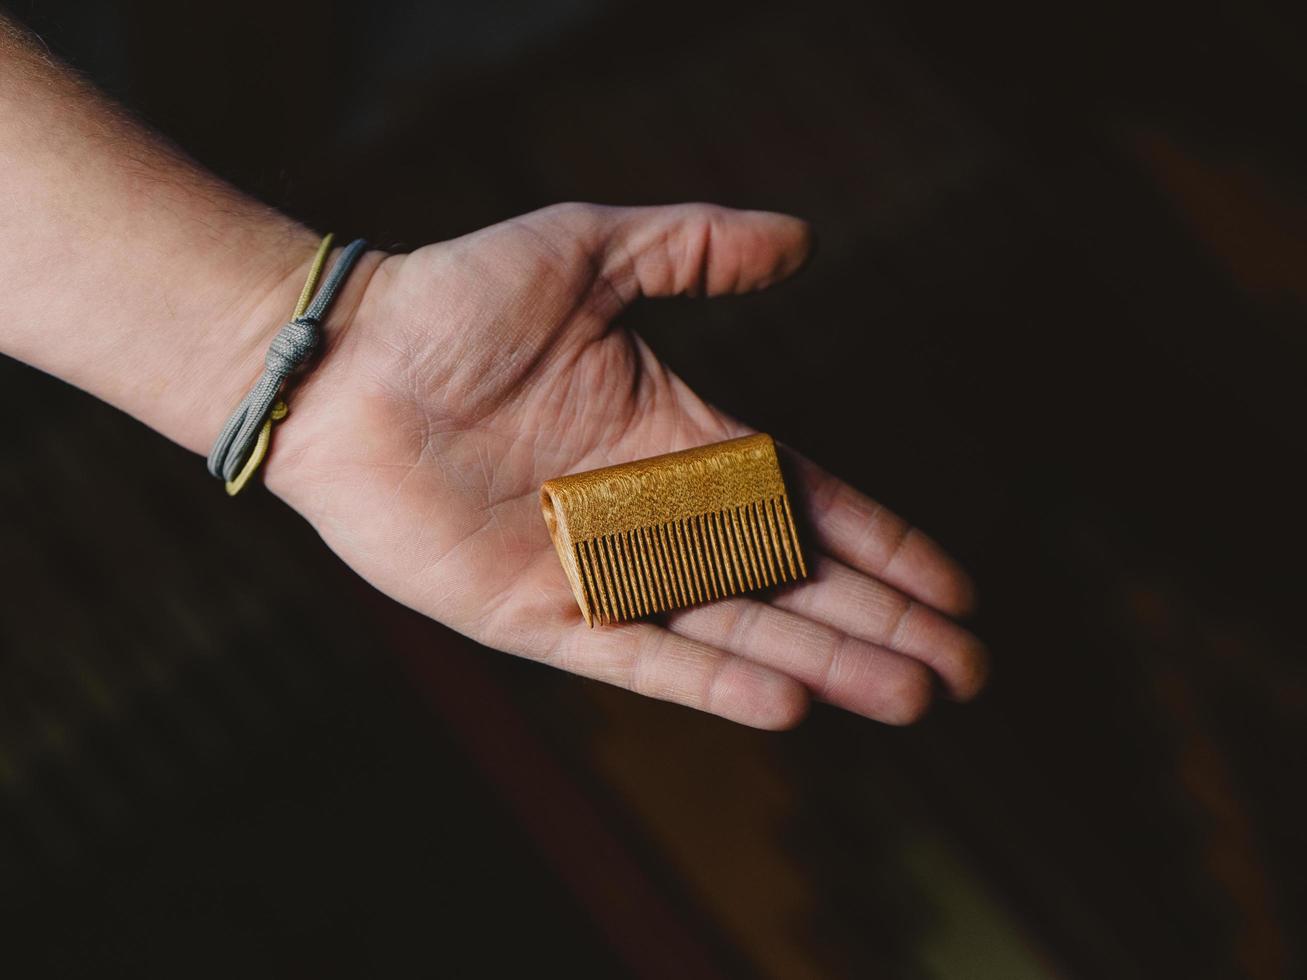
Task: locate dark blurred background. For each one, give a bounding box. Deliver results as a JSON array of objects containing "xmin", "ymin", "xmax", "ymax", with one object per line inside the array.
[{"xmin": 3, "ymin": 0, "xmax": 1306, "ymax": 976}]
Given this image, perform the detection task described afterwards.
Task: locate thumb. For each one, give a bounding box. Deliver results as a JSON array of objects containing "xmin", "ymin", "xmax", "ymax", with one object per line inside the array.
[{"xmin": 549, "ymin": 202, "xmax": 814, "ymax": 304}]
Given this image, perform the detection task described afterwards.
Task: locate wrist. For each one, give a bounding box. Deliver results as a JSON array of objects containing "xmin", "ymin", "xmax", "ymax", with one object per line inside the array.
[
  {"xmin": 182, "ymin": 227, "xmax": 386, "ymax": 480},
  {"xmin": 253, "ymin": 244, "xmax": 391, "ymax": 502},
  {"xmin": 183, "ymin": 223, "xmax": 324, "ymax": 454}
]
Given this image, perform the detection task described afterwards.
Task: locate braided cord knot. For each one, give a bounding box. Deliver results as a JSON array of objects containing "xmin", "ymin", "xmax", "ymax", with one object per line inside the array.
[{"xmin": 265, "ymin": 316, "xmax": 320, "ymax": 374}]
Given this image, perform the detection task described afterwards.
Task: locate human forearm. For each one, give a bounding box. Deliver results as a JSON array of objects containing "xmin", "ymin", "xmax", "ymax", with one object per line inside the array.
[{"xmin": 0, "ymin": 14, "xmax": 364, "ymax": 457}]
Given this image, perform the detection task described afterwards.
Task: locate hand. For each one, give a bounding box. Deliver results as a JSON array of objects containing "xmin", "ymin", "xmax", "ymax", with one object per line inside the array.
[{"xmin": 267, "ymin": 203, "xmax": 988, "ymax": 729}]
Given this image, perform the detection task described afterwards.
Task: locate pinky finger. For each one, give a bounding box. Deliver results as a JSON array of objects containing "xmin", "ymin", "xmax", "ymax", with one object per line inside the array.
[{"xmin": 544, "ymin": 621, "xmax": 810, "ymax": 730}]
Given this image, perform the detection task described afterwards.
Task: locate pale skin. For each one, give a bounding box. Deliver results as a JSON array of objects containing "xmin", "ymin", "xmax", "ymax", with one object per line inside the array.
[{"xmin": 1, "ymin": 16, "xmax": 987, "ymax": 729}]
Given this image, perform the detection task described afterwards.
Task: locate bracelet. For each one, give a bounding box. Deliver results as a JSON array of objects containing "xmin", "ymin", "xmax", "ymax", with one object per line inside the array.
[{"xmin": 207, "ymin": 233, "xmax": 368, "ymax": 495}]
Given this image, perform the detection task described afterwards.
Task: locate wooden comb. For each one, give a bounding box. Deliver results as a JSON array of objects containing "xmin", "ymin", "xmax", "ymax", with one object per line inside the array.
[{"xmin": 540, "ymin": 434, "xmax": 808, "ymax": 626}]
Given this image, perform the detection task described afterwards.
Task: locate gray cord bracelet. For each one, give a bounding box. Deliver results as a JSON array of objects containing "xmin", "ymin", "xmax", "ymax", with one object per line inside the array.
[{"xmin": 207, "ymin": 236, "xmax": 368, "ymax": 489}]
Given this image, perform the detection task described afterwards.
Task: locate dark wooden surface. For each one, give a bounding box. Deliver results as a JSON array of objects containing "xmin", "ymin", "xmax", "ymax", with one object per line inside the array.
[{"xmin": 3, "ymin": 1, "xmax": 1306, "ymax": 977}]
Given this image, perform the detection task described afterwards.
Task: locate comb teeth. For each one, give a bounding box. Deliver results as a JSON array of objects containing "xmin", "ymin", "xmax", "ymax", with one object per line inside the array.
[{"xmin": 573, "ymin": 493, "xmax": 808, "ymax": 625}]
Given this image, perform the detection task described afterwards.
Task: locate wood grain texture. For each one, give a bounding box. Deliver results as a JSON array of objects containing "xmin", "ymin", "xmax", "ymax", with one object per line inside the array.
[{"xmin": 541, "ymin": 434, "xmax": 808, "ymax": 626}]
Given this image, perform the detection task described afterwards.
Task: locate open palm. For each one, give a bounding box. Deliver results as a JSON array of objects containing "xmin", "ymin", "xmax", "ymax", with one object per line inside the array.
[{"xmin": 268, "ymin": 203, "xmax": 987, "ymax": 728}]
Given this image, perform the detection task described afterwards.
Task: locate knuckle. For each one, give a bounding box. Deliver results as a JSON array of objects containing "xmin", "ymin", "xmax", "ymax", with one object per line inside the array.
[
  {"xmin": 710, "ymin": 598, "xmax": 746, "ymax": 640},
  {"xmin": 700, "ymin": 653, "xmax": 733, "ymax": 715},
  {"xmin": 876, "ymin": 520, "xmax": 914, "ymax": 575},
  {"xmin": 883, "ymin": 596, "xmax": 916, "ymax": 649},
  {"xmin": 542, "ymin": 200, "xmax": 592, "ymax": 222},
  {"xmin": 626, "ymin": 629, "xmax": 662, "ymax": 698},
  {"xmin": 816, "ymin": 634, "xmax": 852, "ymax": 700}
]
